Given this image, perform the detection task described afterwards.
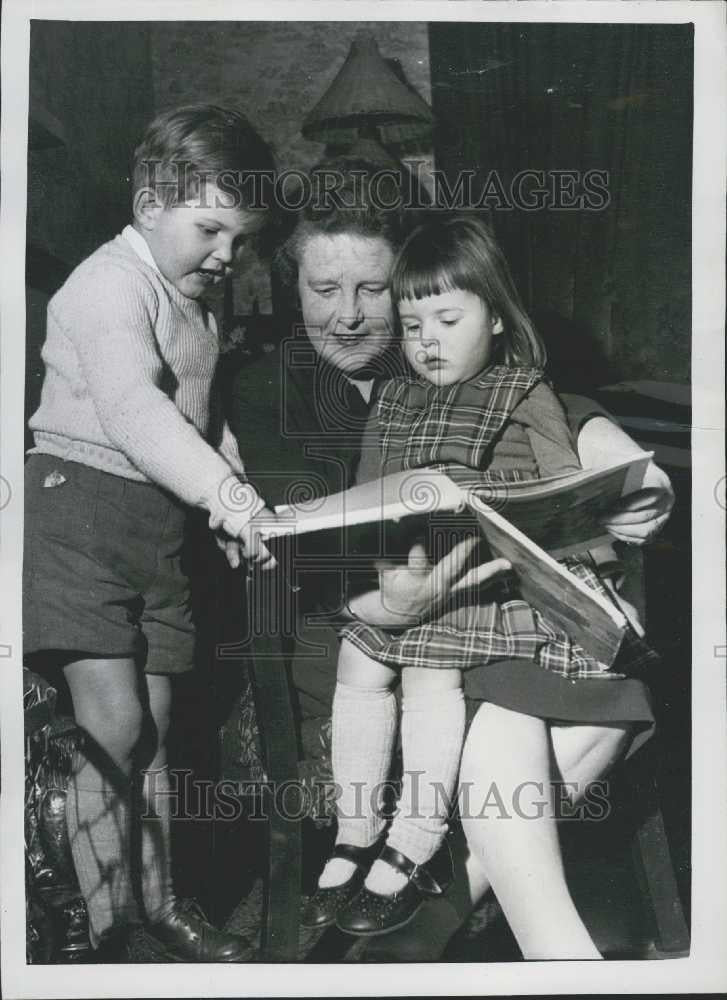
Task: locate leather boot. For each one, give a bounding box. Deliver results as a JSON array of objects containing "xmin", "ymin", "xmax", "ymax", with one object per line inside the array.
[{"xmin": 145, "ymin": 899, "xmax": 254, "ymax": 962}]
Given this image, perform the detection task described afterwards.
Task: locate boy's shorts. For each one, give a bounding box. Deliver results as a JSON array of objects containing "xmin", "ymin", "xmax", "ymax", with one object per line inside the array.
[{"xmin": 24, "ymin": 455, "xmax": 195, "ymax": 674}]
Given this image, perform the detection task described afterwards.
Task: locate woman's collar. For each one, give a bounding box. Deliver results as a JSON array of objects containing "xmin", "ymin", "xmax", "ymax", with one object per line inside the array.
[{"xmin": 347, "ymin": 376, "xmax": 375, "ymax": 403}]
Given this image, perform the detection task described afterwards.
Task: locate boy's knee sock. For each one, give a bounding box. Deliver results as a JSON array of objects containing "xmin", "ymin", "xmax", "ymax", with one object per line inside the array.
[
  {"xmin": 65, "ymin": 759, "xmax": 136, "ymax": 947},
  {"xmin": 367, "ymin": 687, "xmax": 465, "ymax": 895},
  {"xmin": 318, "ymin": 681, "xmax": 397, "ymax": 888},
  {"xmin": 138, "ymin": 764, "xmax": 175, "ymax": 923}
]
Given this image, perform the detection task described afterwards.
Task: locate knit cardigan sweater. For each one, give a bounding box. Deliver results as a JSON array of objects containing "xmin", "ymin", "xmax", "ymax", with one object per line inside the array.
[{"xmin": 28, "ymin": 226, "xmax": 263, "ymax": 536}]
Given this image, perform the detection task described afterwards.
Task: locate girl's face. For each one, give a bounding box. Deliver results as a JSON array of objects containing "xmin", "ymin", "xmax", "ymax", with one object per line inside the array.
[
  {"xmin": 297, "ymin": 233, "xmax": 396, "ymax": 375},
  {"xmin": 398, "ymin": 289, "xmax": 504, "ymax": 386}
]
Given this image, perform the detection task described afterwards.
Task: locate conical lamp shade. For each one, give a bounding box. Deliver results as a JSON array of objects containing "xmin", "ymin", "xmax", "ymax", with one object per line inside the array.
[
  {"xmin": 329, "ymin": 133, "xmax": 401, "ymax": 168},
  {"xmin": 303, "ymin": 30, "xmax": 433, "ymax": 139}
]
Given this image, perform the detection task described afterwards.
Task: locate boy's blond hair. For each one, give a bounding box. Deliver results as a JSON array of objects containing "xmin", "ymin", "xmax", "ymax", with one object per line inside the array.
[{"xmin": 132, "ymin": 103, "xmax": 274, "ymax": 209}]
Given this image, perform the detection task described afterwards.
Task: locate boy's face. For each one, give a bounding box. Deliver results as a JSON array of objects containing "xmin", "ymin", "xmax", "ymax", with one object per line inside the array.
[{"xmin": 137, "ymin": 183, "xmax": 266, "ymax": 300}]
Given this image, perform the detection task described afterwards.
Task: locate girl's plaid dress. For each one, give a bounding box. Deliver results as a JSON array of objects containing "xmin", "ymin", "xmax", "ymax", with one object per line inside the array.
[{"xmin": 340, "ymin": 364, "xmax": 658, "ymax": 681}]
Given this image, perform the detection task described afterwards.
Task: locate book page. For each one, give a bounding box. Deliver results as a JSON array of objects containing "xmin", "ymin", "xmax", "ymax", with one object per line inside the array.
[
  {"xmin": 467, "ymin": 453, "xmax": 653, "ymax": 556},
  {"xmin": 470, "ymin": 505, "xmax": 628, "ymax": 665},
  {"xmin": 268, "ymin": 468, "xmax": 465, "ymax": 538}
]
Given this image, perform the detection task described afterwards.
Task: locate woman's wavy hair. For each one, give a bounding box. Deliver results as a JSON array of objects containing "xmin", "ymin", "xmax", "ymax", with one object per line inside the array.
[
  {"xmin": 390, "ymin": 214, "xmax": 547, "ymax": 369},
  {"xmin": 273, "ymin": 156, "xmax": 426, "ymax": 310}
]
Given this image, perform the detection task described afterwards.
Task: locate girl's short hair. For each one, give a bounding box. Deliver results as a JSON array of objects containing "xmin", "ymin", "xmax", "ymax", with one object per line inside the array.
[
  {"xmin": 132, "ymin": 103, "xmax": 275, "ymax": 209},
  {"xmin": 274, "ymin": 156, "xmax": 425, "ymax": 306},
  {"xmin": 390, "ymin": 214, "xmax": 547, "ymax": 369}
]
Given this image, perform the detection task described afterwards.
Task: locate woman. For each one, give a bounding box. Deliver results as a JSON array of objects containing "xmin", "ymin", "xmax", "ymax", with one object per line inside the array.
[{"xmin": 225, "ymin": 158, "xmax": 674, "ymax": 960}]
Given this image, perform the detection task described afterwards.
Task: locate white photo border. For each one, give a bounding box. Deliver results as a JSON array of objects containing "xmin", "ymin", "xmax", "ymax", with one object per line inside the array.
[{"xmin": 1, "ymin": 1, "xmax": 725, "ymax": 996}]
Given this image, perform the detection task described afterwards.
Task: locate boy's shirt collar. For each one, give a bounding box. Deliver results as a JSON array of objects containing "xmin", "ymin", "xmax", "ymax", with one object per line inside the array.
[
  {"xmin": 120, "ymin": 224, "xmax": 215, "ymax": 330},
  {"xmin": 122, "ymin": 224, "xmax": 161, "ymax": 274}
]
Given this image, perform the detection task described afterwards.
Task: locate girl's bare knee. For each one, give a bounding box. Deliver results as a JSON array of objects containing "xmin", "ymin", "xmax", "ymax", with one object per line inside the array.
[
  {"xmin": 401, "ymin": 666, "xmax": 462, "ymax": 696},
  {"xmin": 337, "ymin": 639, "xmax": 397, "ymax": 689}
]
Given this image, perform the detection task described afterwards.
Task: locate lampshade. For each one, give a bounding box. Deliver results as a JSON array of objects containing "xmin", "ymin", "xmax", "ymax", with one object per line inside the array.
[
  {"xmin": 325, "ymin": 132, "xmax": 402, "ymax": 168},
  {"xmin": 302, "ymin": 30, "xmax": 433, "ymax": 140}
]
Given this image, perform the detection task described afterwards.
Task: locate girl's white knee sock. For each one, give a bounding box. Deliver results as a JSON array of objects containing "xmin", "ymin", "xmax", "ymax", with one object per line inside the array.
[
  {"xmin": 318, "ymin": 681, "xmax": 397, "ymax": 889},
  {"xmin": 366, "ymin": 686, "xmax": 465, "ymax": 895}
]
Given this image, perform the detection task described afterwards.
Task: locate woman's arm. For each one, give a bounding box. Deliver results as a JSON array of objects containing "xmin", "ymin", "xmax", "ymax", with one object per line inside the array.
[
  {"xmin": 558, "ymin": 392, "xmax": 675, "ymax": 545},
  {"xmin": 575, "ymin": 415, "xmax": 675, "ymax": 544},
  {"xmin": 349, "ymin": 410, "xmax": 674, "ymax": 629}
]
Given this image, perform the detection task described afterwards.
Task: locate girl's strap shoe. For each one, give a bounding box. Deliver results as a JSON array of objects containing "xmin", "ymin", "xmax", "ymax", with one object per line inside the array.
[
  {"xmin": 300, "ymin": 838, "xmax": 385, "ymax": 929},
  {"xmin": 335, "ymin": 840, "xmax": 454, "ymax": 937}
]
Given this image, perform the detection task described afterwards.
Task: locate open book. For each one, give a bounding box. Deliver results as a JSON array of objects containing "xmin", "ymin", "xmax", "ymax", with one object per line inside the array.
[{"xmin": 263, "ymin": 453, "xmax": 654, "ymax": 666}]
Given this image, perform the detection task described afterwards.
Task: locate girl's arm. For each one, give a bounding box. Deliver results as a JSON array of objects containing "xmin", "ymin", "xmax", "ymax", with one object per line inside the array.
[
  {"xmin": 519, "ymin": 386, "xmax": 664, "ymax": 608},
  {"xmin": 558, "ymin": 393, "xmax": 613, "ymax": 439},
  {"xmin": 516, "ymin": 383, "xmax": 582, "ymax": 477}
]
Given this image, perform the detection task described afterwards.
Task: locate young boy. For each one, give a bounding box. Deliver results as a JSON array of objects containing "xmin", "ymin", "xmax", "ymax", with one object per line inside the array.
[{"xmin": 24, "ymin": 104, "xmax": 276, "ymax": 961}]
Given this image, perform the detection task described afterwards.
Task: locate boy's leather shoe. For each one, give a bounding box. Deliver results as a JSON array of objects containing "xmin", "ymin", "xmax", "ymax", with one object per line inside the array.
[
  {"xmin": 336, "ymin": 840, "xmax": 454, "ymax": 937},
  {"xmin": 87, "ymin": 926, "xmax": 130, "ymax": 964},
  {"xmin": 301, "ymin": 838, "xmax": 384, "ymax": 929},
  {"xmin": 145, "ymin": 898, "xmax": 253, "ymax": 962}
]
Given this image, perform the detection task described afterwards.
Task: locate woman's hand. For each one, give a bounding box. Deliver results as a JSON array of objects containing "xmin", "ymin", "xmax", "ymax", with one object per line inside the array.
[
  {"xmin": 601, "ymin": 460, "xmax": 675, "ymax": 545},
  {"xmin": 347, "ymin": 537, "xmax": 511, "ymax": 628},
  {"xmin": 576, "ymin": 415, "xmax": 675, "ymax": 546}
]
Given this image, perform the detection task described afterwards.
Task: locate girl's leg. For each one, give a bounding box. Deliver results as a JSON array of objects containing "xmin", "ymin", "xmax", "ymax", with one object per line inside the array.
[
  {"xmin": 318, "ymin": 640, "xmax": 398, "ymax": 888},
  {"xmin": 136, "ymin": 672, "xmax": 175, "ymax": 922},
  {"xmin": 63, "ymin": 657, "xmax": 143, "ymax": 947},
  {"xmin": 366, "ymin": 667, "xmax": 465, "ymax": 895},
  {"xmin": 459, "ymin": 703, "xmax": 632, "ymax": 959},
  {"xmin": 359, "ymin": 716, "xmax": 632, "ymax": 961}
]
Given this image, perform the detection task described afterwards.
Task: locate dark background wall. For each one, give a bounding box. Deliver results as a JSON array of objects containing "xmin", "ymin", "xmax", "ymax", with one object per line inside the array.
[
  {"xmin": 26, "ymin": 20, "xmax": 692, "ymax": 426},
  {"xmin": 148, "ymin": 20, "xmax": 432, "ymax": 317},
  {"xmin": 25, "ymin": 21, "xmax": 432, "ymax": 441},
  {"xmin": 429, "ymin": 22, "xmax": 692, "ymax": 390},
  {"xmin": 26, "ymin": 21, "xmax": 155, "ymax": 449}
]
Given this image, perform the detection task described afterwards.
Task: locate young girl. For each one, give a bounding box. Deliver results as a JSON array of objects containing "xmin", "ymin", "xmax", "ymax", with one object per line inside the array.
[
  {"xmin": 302, "ymin": 215, "xmax": 655, "ymax": 938},
  {"xmin": 23, "ymin": 104, "xmax": 277, "ymax": 961}
]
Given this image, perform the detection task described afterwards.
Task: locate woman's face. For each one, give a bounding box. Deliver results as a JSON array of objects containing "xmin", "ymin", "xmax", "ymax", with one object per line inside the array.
[{"xmin": 297, "ymin": 233, "xmax": 396, "ymax": 375}]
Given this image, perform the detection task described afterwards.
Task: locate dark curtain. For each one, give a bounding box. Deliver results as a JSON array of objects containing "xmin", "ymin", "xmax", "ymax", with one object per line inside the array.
[
  {"xmin": 428, "ymin": 22, "xmax": 693, "ymax": 392},
  {"xmin": 429, "ymin": 22, "xmax": 693, "ymax": 918}
]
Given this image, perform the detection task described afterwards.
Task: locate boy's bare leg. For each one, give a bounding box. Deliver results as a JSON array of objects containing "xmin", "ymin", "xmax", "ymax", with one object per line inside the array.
[
  {"xmin": 63, "ymin": 657, "xmax": 142, "ymax": 947},
  {"xmin": 137, "ymin": 673, "xmax": 175, "ymax": 922}
]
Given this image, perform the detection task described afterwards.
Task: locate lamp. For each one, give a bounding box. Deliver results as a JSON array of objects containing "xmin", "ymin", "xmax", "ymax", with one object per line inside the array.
[{"xmin": 302, "ymin": 30, "xmax": 433, "ymax": 156}]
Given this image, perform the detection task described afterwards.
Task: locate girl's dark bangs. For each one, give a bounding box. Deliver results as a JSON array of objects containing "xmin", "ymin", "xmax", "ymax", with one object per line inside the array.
[{"xmin": 395, "ymin": 257, "xmax": 466, "ymax": 301}]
